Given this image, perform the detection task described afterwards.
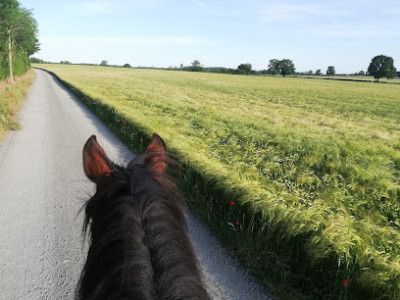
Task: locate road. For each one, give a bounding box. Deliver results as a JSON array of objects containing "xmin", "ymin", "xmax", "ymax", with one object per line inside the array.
[{"xmin": 0, "ymin": 69, "xmax": 272, "ymax": 300}]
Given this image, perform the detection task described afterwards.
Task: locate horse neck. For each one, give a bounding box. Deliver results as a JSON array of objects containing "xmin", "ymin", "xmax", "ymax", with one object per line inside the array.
[
  {"xmin": 133, "ymin": 172, "xmax": 210, "ymax": 299},
  {"xmin": 81, "ymin": 169, "xmax": 209, "ymax": 299},
  {"xmin": 80, "ymin": 176, "xmax": 155, "ymax": 300}
]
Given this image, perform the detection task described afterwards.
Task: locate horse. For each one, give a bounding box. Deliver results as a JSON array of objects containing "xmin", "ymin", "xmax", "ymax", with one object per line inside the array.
[{"xmin": 78, "ymin": 133, "xmax": 210, "ymax": 300}]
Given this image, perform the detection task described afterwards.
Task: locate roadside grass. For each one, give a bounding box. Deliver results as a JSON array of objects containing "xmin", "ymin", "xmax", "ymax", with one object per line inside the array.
[
  {"xmin": 36, "ymin": 64, "xmax": 400, "ymax": 299},
  {"xmin": 0, "ymin": 70, "xmax": 36, "ymax": 141}
]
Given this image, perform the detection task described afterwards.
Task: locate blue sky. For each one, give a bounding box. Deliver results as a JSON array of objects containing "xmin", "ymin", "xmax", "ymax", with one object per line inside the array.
[{"xmin": 19, "ymin": 0, "xmax": 400, "ymax": 73}]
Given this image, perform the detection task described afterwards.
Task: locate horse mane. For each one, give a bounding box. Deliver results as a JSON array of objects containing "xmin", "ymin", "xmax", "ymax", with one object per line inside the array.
[{"xmin": 78, "ymin": 144, "xmax": 209, "ymax": 299}]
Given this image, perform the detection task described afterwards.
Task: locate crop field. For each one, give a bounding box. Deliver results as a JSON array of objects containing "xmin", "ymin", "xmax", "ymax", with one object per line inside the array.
[{"xmin": 36, "ymin": 64, "xmax": 400, "ymax": 299}]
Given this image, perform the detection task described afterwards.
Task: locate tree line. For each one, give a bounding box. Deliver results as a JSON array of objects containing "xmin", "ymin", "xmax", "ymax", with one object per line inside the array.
[
  {"xmin": 32, "ymin": 54, "xmax": 398, "ymax": 82},
  {"xmin": 179, "ymin": 56, "xmax": 398, "ymax": 81},
  {"xmin": 0, "ymin": 0, "xmax": 39, "ymax": 82}
]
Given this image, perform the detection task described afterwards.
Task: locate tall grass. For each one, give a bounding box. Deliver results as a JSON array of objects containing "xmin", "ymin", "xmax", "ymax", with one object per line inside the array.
[
  {"xmin": 0, "ymin": 70, "xmax": 36, "ymax": 141},
  {"xmin": 37, "ymin": 64, "xmax": 400, "ymax": 299}
]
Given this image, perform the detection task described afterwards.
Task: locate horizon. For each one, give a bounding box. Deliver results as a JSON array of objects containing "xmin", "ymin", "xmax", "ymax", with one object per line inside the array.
[
  {"xmin": 20, "ymin": 0, "xmax": 400, "ymax": 74},
  {"xmin": 32, "ymin": 60, "xmax": 400, "ymax": 77}
]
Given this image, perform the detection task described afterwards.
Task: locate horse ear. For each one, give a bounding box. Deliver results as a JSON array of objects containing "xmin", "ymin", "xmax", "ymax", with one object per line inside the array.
[
  {"xmin": 145, "ymin": 133, "xmax": 167, "ymax": 175},
  {"xmin": 83, "ymin": 135, "xmax": 112, "ymax": 182}
]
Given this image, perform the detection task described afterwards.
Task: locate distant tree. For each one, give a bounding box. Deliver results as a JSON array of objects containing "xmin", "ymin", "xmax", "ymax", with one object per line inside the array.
[
  {"xmin": 267, "ymin": 59, "xmax": 295, "ymax": 77},
  {"xmin": 307, "ymin": 70, "xmax": 313, "ymax": 75},
  {"xmin": 358, "ymin": 70, "xmax": 365, "ymax": 76},
  {"xmin": 191, "ymin": 60, "xmax": 201, "ymax": 68},
  {"xmin": 60, "ymin": 60, "xmax": 71, "ymax": 64},
  {"xmin": 123, "ymin": 63, "xmax": 131, "ymax": 68},
  {"xmin": 237, "ymin": 63, "xmax": 252, "ymax": 74},
  {"xmin": 315, "ymin": 69, "xmax": 322, "ymax": 76},
  {"xmin": 190, "ymin": 60, "xmax": 203, "ymax": 71},
  {"xmin": 367, "ymin": 55, "xmax": 397, "ymax": 81},
  {"xmin": 267, "ymin": 59, "xmax": 280, "ymax": 75},
  {"xmin": 279, "ymin": 59, "xmax": 295, "ymax": 77},
  {"xmin": 100, "ymin": 60, "xmax": 108, "ymax": 66},
  {"xmin": 30, "ymin": 57, "xmax": 44, "ymax": 63},
  {"xmin": 326, "ymin": 66, "xmax": 335, "ymax": 76}
]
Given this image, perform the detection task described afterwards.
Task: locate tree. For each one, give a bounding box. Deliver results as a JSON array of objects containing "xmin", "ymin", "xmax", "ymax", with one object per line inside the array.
[
  {"xmin": 123, "ymin": 63, "xmax": 131, "ymax": 68},
  {"xmin": 0, "ymin": 0, "xmax": 21, "ymax": 82},
  {"xmin": 315, "ymin": 69, "xmax": 322, "ymax": 76},
  {"xmin": 326, "ymin": 66, "xmax": 335, "ymax": 76},
  {"xmin": 0, "ymin": 0, "xmax": 39, "ymax": 82},
  {"xmin": 279, "ymin": 59, "xmax": 295, "ymax": 77},
  {"xmin": 100, "ymin": 60, "xmax": 108, "ymax": 66},
  {"xmin": 358, "ymin": 70, "xmax": 365, "ymax": 76},
  {"xmin": 237, "ymin": 63, "xmax": 252, "ymax": 74},
  {"xmin": 267, "ymin": 59, "xmax": 295, "ymax": 77},
  {"xmin": 15, "ymin": 8, "xmax": 40, "ymax": 56},
  {"xmin": 267, "ymin": 59, "xmax": 280, "ymax": 75},
  {"xmin": 367, "ymin": 55, "xmax": 397, "ymax": 81},
  {"xmin": 190, "ymin": 60, "xmax": 203, "ymax": 71},
  {"xmin": 30, "ymin": 57, "xmax": 44, "ymax": 63}
]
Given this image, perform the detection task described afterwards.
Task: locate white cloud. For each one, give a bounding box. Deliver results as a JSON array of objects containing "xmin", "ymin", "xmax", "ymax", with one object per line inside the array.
[
  {"xmin": 382, "ymin": 8, "xmax": 400, "ymax": 16},
  {"xmin": 253, "ymin": 2, "xmax": 349, "ymax": 23},
  {"xmin": 65, "ymin": 0, "xmax": 168, "ymax": 15},
  {"xmin": 191, "ymin": 0, "xmax": 207, "ymax": 8},
  {"xmin": 300, "ymin": 24, "xmax": 400, "ymax": 39},
  {"xmin": 41, "ymin": 36, "xmax": 211, "ymax": 46},
  {"xmin": 65, "ymin": 0, "xmax": 116, "ymax": 15}
]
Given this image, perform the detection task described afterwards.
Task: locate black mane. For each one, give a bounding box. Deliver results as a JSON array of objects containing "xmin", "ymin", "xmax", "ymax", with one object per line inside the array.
[{"xmin": 79, "ymin": 136, "xmax": 209, "ymax": 300}]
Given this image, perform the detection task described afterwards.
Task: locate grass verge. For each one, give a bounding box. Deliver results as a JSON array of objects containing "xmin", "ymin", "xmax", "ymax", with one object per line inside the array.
[{"xmin": 0, "ymin": 70, "xmax": 36, "ymax": 142}]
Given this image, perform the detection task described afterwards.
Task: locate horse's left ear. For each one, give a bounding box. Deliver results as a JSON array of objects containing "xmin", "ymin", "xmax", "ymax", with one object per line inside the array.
[
  {"xmin": 145, "ymin": 133, "xmax": 167, "ymax": 175},
  {"xmin": 83, "ymin": 135, "xmax": 113, "ymax": 182}
]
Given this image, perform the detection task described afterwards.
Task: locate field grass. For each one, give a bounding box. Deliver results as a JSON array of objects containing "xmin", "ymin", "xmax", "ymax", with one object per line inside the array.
[
  {"xmin": 0, "ymin": 70, "xmax": 36, "ymax": 142},
  {"xmin": 36, "ymin": 64, "xmax": 400, "ymax": 299}
]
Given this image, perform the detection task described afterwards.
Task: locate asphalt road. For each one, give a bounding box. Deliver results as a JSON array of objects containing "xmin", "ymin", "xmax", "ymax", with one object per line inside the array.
[{"xmin": 0, "ymin": 69, "xmax": 272, "ymax": 300}]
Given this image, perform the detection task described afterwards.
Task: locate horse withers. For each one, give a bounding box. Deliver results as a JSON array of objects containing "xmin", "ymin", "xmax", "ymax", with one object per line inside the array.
[{"xmin": 79, "ymin": 133, "xmax": 210, "ymax": 300}]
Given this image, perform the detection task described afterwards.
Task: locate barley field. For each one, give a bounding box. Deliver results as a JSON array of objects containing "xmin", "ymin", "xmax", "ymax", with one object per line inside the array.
[{"xmin": 36, "ymin": 64, "xmax": 400, "ymax": 299}]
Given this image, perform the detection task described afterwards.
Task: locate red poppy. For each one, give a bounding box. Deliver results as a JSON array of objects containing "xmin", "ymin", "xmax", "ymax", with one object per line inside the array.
[
  {"xmin": 229, "ymin": 201, "xmax": 235, "ymax": 206},
  {"xmin": 140, "ymin": 139, "xmax": 143, "ymax": 142},
  {"xmin": 123, "ymin": 120, "xmax": 127, "ymax": 125},
  {"xmin": 236, "ymin": 221, "xmax": 240, "ymax": 225},
  {"xmin": 342, "ymin": 279, "xmax": 348, "ymax": 287}
]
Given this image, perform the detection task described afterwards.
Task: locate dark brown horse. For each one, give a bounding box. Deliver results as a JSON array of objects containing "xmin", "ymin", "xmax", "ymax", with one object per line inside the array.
[{"xmin": 78, "ymin": 133, "xmax": 209, "ymax": 299}]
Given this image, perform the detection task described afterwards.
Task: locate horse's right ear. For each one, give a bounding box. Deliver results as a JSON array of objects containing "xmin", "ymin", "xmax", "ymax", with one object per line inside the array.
[
  {"xmin": 83, "ymin": 135, "xmax": 112, "ymax": 182},
  {"xmin": 145, "ymin": 133, "xmax": 167, "ymax": 175}
]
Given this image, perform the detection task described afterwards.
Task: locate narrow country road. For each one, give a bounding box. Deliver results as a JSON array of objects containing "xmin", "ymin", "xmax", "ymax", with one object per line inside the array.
[{"xmin": 0, "ymin": 69, "xmax": 272, "ymax": 300}]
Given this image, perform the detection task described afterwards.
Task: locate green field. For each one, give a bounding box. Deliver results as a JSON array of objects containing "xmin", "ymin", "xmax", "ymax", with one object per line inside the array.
[{"xmin": 36, "ymin": 64, "xmax": 400, "ymax": 299}]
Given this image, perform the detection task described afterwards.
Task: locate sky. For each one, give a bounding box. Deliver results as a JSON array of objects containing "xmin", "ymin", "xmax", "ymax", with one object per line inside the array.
[{"xmin": 18, "ymin": 0, "xmax": 400, "ymax": 73}]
